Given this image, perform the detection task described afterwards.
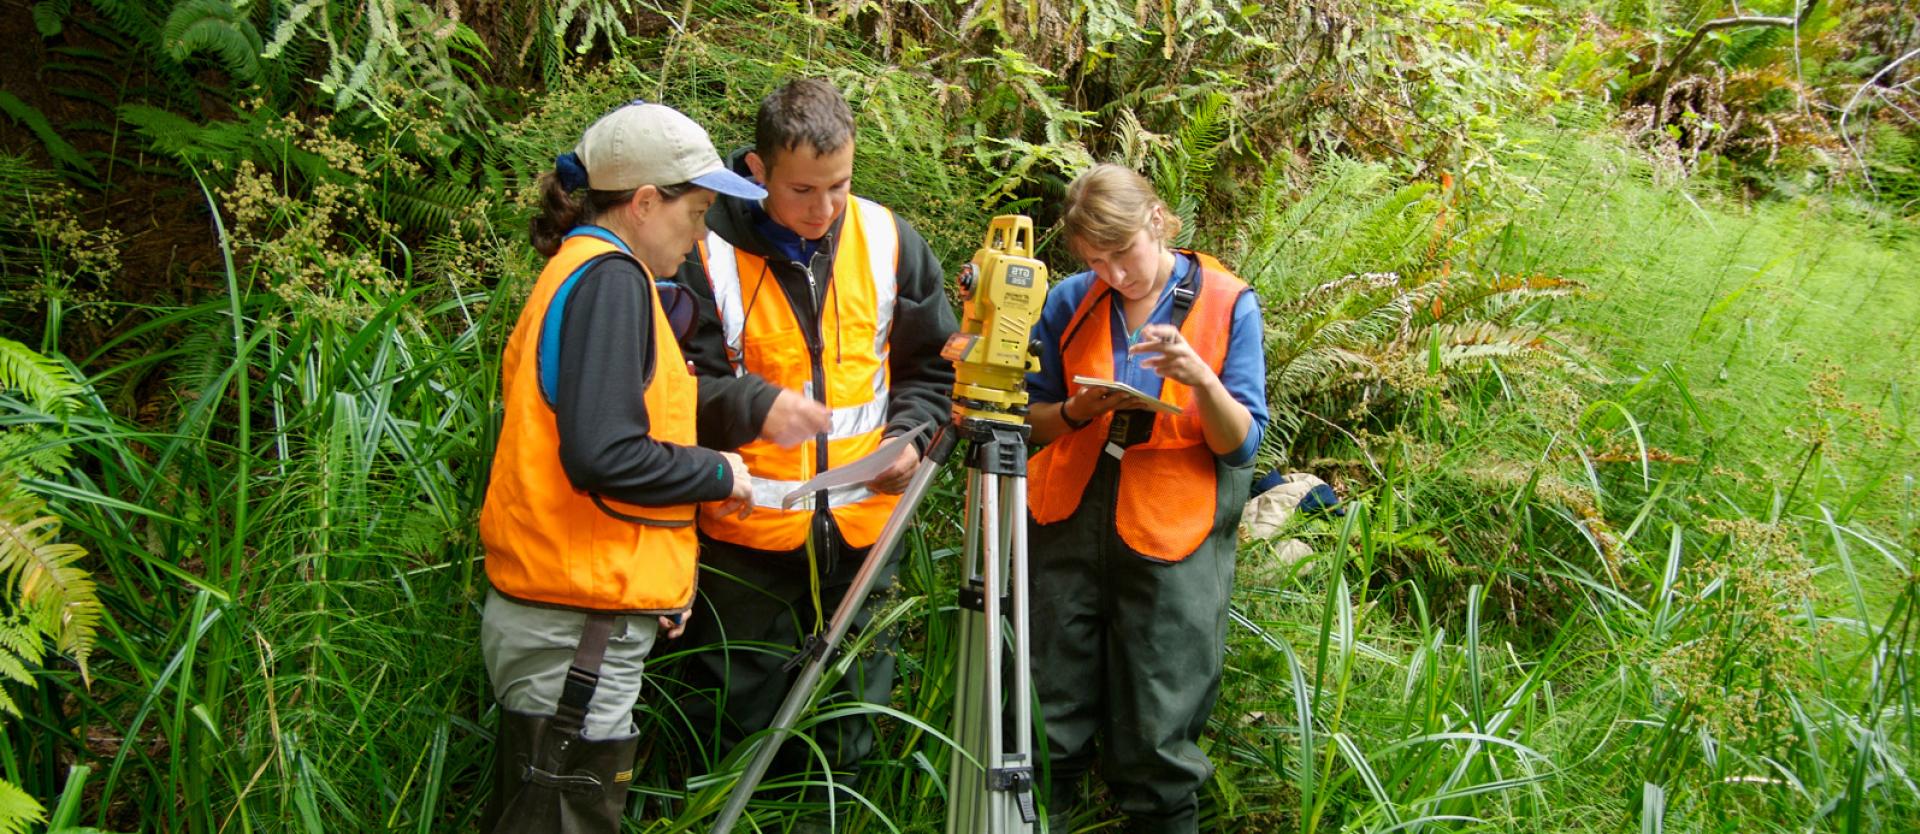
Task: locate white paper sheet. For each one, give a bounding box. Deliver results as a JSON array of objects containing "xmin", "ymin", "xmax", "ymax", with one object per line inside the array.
[{"xmin": 780, "ymin": 421, "xmax": 933, "ymax": 509}]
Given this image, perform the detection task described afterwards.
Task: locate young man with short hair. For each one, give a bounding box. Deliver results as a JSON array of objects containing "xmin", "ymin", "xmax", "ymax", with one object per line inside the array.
[{"xmin": 670, "ymin": 78, "xmax": 958, "ymax": 802}]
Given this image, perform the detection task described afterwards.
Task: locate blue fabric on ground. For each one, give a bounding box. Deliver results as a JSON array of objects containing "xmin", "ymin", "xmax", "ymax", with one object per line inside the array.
[
  {"xmin": 1300, "ymin": 483, "xmax": 1344, "ymax": 516},
  {"xmin": 1251, "ymin": 469, "xmax": 1289, "ymax": 498}
]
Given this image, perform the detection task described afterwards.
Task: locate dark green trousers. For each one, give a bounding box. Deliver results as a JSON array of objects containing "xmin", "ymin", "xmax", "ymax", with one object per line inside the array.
[
  {"xmin": 671, "ymin": 532, "xmax": 899, "ymax": 785},
  {"xmin": 1031, "ymin": 452, "xmax": 1251, "ymax": 834}
]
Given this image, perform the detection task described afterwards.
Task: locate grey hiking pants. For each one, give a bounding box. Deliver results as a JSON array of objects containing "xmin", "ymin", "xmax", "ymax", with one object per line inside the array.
[{"xmin": 480, "ymin": 589, "xmax": 662, "ymax": 740}]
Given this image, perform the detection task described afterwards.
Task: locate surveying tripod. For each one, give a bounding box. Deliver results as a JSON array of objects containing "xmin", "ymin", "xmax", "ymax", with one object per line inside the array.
[
  {"xmin": 942, "ymin": 417, "xmax": 1038, "ymax": 833},
  {"xmin": 707, "ymin": 217, "xmax": 1049, "ymax": 834}
]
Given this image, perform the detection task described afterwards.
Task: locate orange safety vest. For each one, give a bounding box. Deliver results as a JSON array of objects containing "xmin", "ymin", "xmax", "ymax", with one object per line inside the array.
[
  {"xmin": 1027, "ymin": 252, "xmax": 1250, "ymax": 562},
  {"xmin": 696, "ymin": 197, "xmax": 901, "ymax": 552},
  {"xmin": 480, "ymin": 228, "xmax": 702, "ymax": 613}
]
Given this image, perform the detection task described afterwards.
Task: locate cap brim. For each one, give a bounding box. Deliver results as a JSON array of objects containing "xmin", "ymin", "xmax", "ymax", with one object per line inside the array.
[{"xmin": 690, "ymin": 168, "xmax": 767, "ymax": 200}]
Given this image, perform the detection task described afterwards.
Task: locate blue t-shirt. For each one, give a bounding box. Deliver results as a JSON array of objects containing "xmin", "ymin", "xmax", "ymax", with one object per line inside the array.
[{"xmin": 1026, "ymin": 252, "xmax": 1269, "ymax": 466}]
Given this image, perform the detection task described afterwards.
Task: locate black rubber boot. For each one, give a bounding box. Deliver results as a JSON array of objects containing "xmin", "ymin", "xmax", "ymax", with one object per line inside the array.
[{"xmin": 485, "ymin": 709, "xmax": 641, "ymax": 834}]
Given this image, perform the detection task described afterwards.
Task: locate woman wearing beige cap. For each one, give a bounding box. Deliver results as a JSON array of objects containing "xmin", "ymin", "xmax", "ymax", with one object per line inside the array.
[{"xmin": 475, "ymin": 101, "xmax": 776, "ymax": 833}]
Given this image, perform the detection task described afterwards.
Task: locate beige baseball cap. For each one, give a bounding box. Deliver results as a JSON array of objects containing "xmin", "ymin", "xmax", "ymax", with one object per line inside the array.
[{"xmin": 574, "ymin": 101, "xmax": 766, "ymax": 199}]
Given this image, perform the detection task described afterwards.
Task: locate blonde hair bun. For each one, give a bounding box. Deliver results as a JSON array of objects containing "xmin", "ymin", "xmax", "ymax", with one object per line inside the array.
[{"xmin": 1059, "ymin": 163, "xmax": 1182, "ymax": 254}]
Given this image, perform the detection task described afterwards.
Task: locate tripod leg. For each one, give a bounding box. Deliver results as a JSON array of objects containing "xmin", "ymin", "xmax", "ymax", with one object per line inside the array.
[
  {"xmin": 981, "ymin": 473, "xmax": 1011, "ymax": 830},
  {"xmin": 946, "ymin": 464, "xmax": 989, "ymax": 834},
  {"xmin": 985, "ymin": 470, "xmax": 1037, "ymax": 833},
  {"xmin": 1005, "ymin": 471, "xmax": 1035, "ymax": 824},
  {"xmin": 948, "ymin": 427, "xmax": 1036, "ymax": 834}
]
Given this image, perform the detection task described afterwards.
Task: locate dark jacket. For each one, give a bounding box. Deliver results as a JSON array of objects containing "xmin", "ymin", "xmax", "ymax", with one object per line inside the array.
[
  {"xmin": 551, "ymin": 254, "xmax": 737, "ymax": 506},
  {"xmin": 671, "ymin": 150, "xmax": 959, "ymax": 458}
]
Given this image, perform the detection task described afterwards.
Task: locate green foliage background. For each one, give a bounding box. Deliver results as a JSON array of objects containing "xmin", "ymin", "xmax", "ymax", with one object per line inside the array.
[{"xmin": 0, "ymin": 0, "xmax": 1916, "ymax": 832}]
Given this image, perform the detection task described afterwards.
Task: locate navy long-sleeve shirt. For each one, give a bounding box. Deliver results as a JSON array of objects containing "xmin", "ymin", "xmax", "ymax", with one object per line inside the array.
[{"xmin": 551, "ymin": 241, "xmax": 746, "ymax": 506}]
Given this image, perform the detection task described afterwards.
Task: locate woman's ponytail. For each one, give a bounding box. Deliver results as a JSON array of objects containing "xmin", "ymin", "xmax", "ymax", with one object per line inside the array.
[
  {"xmin": 529, "ymin": 151, "xmax": 641, "ymax": 257},
  {"xmin": 529, "ymin": 170, "xmax": 585, "ymax": 257}
]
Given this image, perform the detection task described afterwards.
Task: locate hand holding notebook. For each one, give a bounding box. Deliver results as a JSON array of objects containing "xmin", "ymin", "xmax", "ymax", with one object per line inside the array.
[{"xmin": 1071, "ymin": 375, "xmax": 1183, "ymax": 416}]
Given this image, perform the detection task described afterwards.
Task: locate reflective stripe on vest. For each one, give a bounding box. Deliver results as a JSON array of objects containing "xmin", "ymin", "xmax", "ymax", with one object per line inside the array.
[
  {"xmin": 697, "ymin": 197, "xmax": 902, "ymax": 551},
  {"xmin": 1027, "ymin": 252, "xmax": 1250, "ymax": 562},
  {"xmin": 480, "ymin": 229, "xmax": 702, "ymax": 612}
]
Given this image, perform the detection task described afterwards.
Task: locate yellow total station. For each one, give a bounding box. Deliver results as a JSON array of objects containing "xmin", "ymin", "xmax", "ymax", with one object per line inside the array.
[{"xmin": 941, "ymin": 215, "xmax": 1050, "ymax": 425}]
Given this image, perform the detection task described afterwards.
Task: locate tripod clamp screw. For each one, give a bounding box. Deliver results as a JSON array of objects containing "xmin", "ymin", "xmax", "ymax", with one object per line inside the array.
[
  {"xmin": 989, "ymin": 765, "xmax": 1039, "ymax": 823},
  {"xmin": 958, "ymin": 579, "xmax": 1011, "ymax": 613},
  {"xmin": 782, "ymin": 632, "xmax": 832, "ymax": 673}
]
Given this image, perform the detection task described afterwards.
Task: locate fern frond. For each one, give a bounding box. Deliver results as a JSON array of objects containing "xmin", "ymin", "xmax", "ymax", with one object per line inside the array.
[
  {"xmin": 0, "ymin": 337, "xmax": 82, "ymax": 414},
  {"xmin": 82, "ymin": 0, "xmax": 164, "ymax": 49},
  {"xmin": 0, "ymin": 92, "xmax": 95, "ymax": 176},
  {"xmin": 1470, "ymin": 271, "xmax": 1586, "ymax": 296},
  {"xmin": 0, "ymin": 429, "xmax": 73, "ymax": 482},
  {"xmin": 381, "ymin": 180, "xmax": 484, "ymax": 234},
  {"xmin": 162, "ymin": 0, "xmax": 264, "ymax": 84},
  {"xmin": 117, "ymin": 104, "xmax": 257, "ymax": 163},
  {"xmin": 159, "ymin": 325, "xmax": 227, "ymax": 432},
  {"xmin": 1271, "ymin": 345, "xmax": 1379, "ymax": 403},
  {"xmin": 1432, "ymin": 272, "xmax": 1585, "ymax": 324},
  {"xmin": 392, "ymin": 506, "xmax": 449, "ymax": 560},
  {"xmin": 1412, "ymin": 322, "xmax": 1549, "ymax": 368},
  {"xmin": 1298, "ymin": 277, "xmax": 1435, "ymax": 348},
  {"xmin": 1143, "ymin": 90, "xmax": 1233, "ymax": 248},
  {"xmin": 0, "ymin": 620, "xmax": 40, "ymax": 667},
  {"xmin": 1272, "ymin": 271, "xmax": 1403, "ymax": 317},
  {"xmin": 1720, "ymin": 24, "xmax": 1787, "ymax": 70},
  {"xmin": 30, "ymin": 0, "xmax": 71, "ymax": 38},
  {"xmin": 0, "ymin": 641, "xmax": 32, "ymax": 688},
  {"xmin": 1335, "ymin": 181, "xmax": 1441, "ymax": 277},
  {"xmin": 1175, "ymin": 90, "xmax": 1230, "ymax": 190},
  {"xmin": 262, "ymin": 0, "xmax": 325, "ymax": 59},
  {"xmin": 1111, "ymin": 107, "xmax": 1165, "ymax": 172},
  {"xmin": 0, "ymin": 776, "xmax": 45, "ymax": 834},
  {"xmin": 0, "ymin": 489, "xmax": 98, "ymax": 683}
]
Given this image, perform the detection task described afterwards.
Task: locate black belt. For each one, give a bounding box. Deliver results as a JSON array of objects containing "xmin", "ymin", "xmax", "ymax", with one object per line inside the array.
[{"xmin": 1102, "ymin": 410, "xmax": 1157, "ymax": 460}]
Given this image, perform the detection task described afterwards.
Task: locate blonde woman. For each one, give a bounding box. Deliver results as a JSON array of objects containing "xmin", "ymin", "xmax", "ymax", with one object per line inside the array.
[{"xmin": 1025, "ymin": 163, "xmax": 1270, "ymax": 833}]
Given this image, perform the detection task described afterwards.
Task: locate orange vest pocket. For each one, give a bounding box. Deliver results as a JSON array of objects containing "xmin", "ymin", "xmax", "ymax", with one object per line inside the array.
[{"xmin": 1115, "ymin": 447, "xmax": 1218, "ymax": 561}]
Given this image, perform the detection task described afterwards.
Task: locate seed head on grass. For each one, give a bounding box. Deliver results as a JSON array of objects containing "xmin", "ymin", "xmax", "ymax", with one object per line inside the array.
[{"xmin": 1653, "ymin": 518, "xmax": 1818, "ymax": 747}]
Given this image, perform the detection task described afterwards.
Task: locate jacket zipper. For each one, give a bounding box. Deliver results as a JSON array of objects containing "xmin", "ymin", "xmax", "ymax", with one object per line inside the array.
[
  {"xmin": 803, "ymin": 261, "xmax": 830, "ymax": 480},
  {"xmin": 778, "ymin": 256, "xmax": 835, "ymax": 565}
]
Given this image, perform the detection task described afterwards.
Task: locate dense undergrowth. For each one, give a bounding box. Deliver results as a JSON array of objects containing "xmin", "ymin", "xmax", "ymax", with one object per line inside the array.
[{"xmin": 1, "ymin": 0, "xmax": 1917, "ymax": 831}]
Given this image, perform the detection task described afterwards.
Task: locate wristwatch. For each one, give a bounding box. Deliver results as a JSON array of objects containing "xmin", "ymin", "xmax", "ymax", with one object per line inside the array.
[{"xmin": 1059, "ymin": 400, "xmax": 1091, "ymax": 430}]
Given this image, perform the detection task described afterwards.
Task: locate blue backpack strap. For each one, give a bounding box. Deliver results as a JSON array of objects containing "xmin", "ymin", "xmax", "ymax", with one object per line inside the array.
[
  {"xmin": 537, "ymin": 250, "xmax": 642, "ymax": 408},
  {"xmin": 568, "ymin": 225, "xmax": 632, "ymax": 253}
]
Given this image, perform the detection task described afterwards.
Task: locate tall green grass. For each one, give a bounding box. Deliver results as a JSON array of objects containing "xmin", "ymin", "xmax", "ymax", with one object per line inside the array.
[
  {"xmin": 1478, "ymin": 116, "xmax": 1920, "ymax": 532},
  {"xmin": 0, "ymin": 179, "xmax": 526, "ymax": 830},
  {"xmin": 1, "ymin": 22, "xmax": 1917, "ymax": 834}
]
